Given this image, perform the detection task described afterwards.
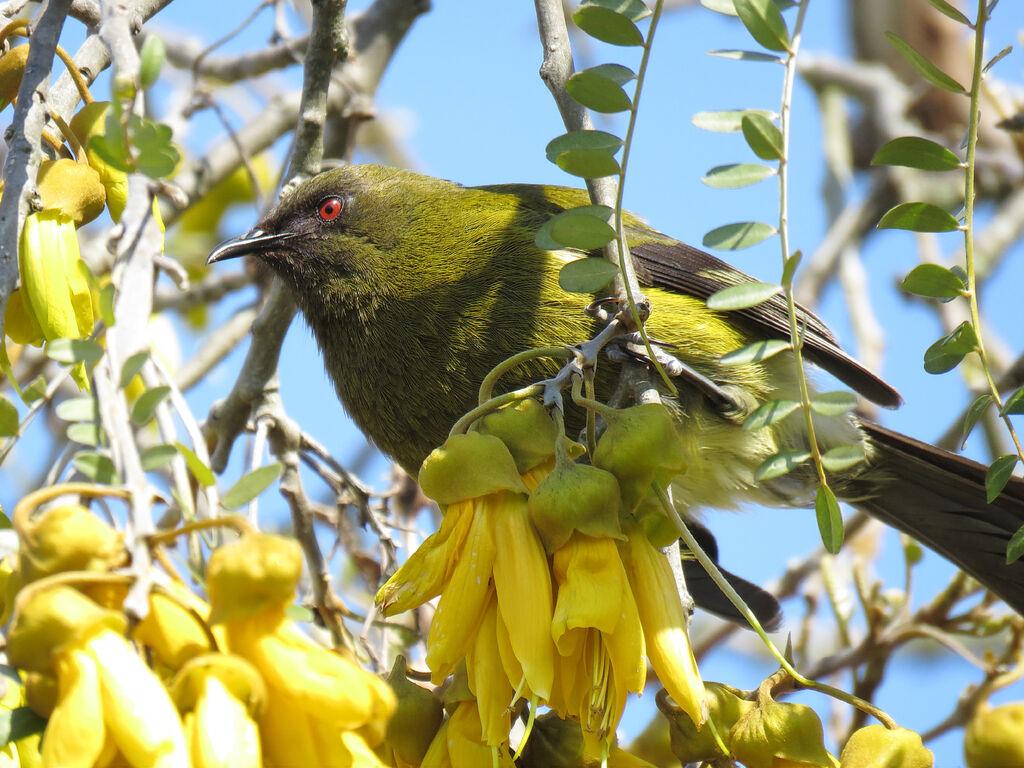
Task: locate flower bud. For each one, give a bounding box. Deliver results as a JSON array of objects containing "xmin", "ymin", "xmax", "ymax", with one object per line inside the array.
[
  {"xmin": 36, "ymin": 158, "xmax": 106, "ymax": 227},
  {"xmin": 69, "ymin": 101, "xmax": 129, "ymax": 220},
  {"xmin": 418, "ymin": 432, "xmax": 528, "ymax": 504},
  {"xmin": 477, "ymin": 398, "xmax": 558, "ymax": 473},
  {"xmin": 964, "ymin": 702, "xmax": 1024, "ymax": 768},
  {"xmin": 593, "ymin": 404, "xmax": 687, "ymax": 509},
  {"xmin": 133, "ymin": 589, "xmax": 214, "ymax": 671},
  {"xmin": 385, "ymin": 656, "xmax": 443, "ymax": 766},
  {"xmin": 3, "ymin": 287, "xmax": 43, "ymax": 346},
  {"xmin": 729, "ymin": 698, "xmax": 833, "ymax": 768},
  {"xmin": 206, "ymin": 533, "xmax": 302, "ymax": 623},
  {"xmin": 839, "ymin": 724, "xmax": 932, "ymax": 768},
  {"xmin": 515, "ymin": 711, "xmax": 584, "ymax": 767},
  {"xmin": 528, "ymin": 460, "xmax": 623, "ymax": 552},
  {"xmin": 0, "ymin": 44, "xmax": 29, "ymax": 107},
  {"xmin": 17, "ymin": 502, "xmax": 125, "ymax": 582}
]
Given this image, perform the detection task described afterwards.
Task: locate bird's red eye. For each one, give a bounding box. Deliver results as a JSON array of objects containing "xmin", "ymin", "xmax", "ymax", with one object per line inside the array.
[{"xmin": 317, "ymin": 197, "xmax": 343, "ymax": 222}]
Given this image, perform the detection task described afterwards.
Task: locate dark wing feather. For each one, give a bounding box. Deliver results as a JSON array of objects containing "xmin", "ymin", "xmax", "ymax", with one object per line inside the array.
[{"xmin": 630, "ymin": 241, "xmax": 902, "ymax": 408}]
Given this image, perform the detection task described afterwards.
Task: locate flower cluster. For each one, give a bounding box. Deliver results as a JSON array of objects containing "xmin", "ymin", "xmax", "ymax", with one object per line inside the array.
[
  {"xmin": 0, "ymin": 484, "xmax": 396, "ymax": 768},
  {"xmin": 376, "ymin": 398, "xmax": 706, "ymax": 760}
]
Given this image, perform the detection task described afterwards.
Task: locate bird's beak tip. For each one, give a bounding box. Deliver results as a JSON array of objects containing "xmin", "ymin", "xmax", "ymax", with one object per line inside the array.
[{"xmin": 207, "ymin": 229, "xmax": 296, "ymax": 265}]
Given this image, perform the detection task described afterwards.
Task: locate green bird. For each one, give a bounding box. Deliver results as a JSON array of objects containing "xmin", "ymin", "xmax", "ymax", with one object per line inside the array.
[{"xmin": 209, "ymin": 164, "xmax": 1024, "ymax": 624}]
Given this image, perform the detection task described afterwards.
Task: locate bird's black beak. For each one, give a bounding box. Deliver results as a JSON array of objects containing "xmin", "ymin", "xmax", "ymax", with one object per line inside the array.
[{"xmin": 207, "ymin": 229, "xmax": 298, "ymax": 265}]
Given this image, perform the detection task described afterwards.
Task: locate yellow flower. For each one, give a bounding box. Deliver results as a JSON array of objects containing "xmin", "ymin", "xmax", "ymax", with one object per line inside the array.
[
  {"xmin": 963, "ymin": 701, "xmax": 1024, "ymax": 768},
  {"xmin": 420, "ymin": 701, "xmax": 516, "ymax": 768},
  {"xmin": 207, "ymin": 532, "xmax": 396, "ymax": 767},
  {"xmin": 7, "ymin": 586, "xmax": 188, "ymax": 768}
]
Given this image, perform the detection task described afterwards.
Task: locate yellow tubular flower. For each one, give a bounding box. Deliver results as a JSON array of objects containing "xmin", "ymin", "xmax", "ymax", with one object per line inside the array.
[
  {"xmin": 42, "ymin": 649, "xmax": 105, "ymax": 768},
  {"xmin": 620, "ymin": 528, "xmax": 707, "ymax": 728},
  {"xmin": 466, "ymin": 596, "xmax": 515, "ymax": 746},
  {"xmin": 550, "ymin": 532, "xmax": 645, "ymax": 740}
]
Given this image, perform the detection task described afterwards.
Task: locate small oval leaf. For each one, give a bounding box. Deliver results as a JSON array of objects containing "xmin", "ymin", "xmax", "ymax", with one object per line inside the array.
[
  {"xmin": 566, "ymin": 69, "xmax": 633, "ymax": 113},
  {"xmin": 574, "ymin": 5, "xmax": 645, "ymax": 46},
  {"xmin": 120, "ymin": 350, "xmax": 150, "ymax": 388},
  {"xmin": 734, "ymin": 0, "xmax": 791, "ymax": 52},
  {"xmin": 986, "ymin": 455, "xmax": 1019, "ymax": 503},
  {"xmin": 221, "ymin": 462, "xmax": 284, "ymax": 509},
  {"xmin": 900, "ymin": 263, "xmax": 966, "ymax": 299},
  {"xmin": 754, "ymin": 449, "xmax": 811, "ymax": 482},
  {"xmin": 0, "ymin": 396, "xmax": 17, "ymax": 437},
  {"xmin": 131, "ymin": 386, "xmax": 171, "ymax": 426},
  {"xmin": 811, "ymin": 390, "xmax": 858, "ymax": 417},
  {"xmin": 55, "ymin": 396, "xmax": 98, "ymax": 422},
  {"xmin": 175, "ymin": 441, "xmax": 215, "ymax": 487},
  {"xmin": 815, "ymin": 484, "xmax": 844, "ymax": 554},
  {"xmin": 555, "ymin": 149, "xmax": 620, "ymax": 179},
  {"xmin": 961, "ymin": 393, "xmax": 993, "ymax": 448},
  {"xmin": 73, "ymin": 451, "xmax": 119, "ymax": 484},
  {"xmin": 67, "ymin": 422, "xmax": 105, "ymax": 447},
  {"xmin": 45, "ymin": 338, "xmax": 104, "ymax": 365},
  {"xmin": 924, "ymin": 0, "xmax": 971, "ymax": 25},
  {"xmin": 885, "ymin": 32, "xmax": 967, "ymax": 93},
  {"xmin": 558, "ymin": 258, "xmax": 621, "ymax": 293},
  {"xmin": 1000, "ymin": 388, "xmax": 1024, "ymax": 416},
  {"xmin": 741, "ymin": 113, "xmax": 783, "ymax": 160},
  {"xmin": 1008, "ymin": 524, "xmax": 1024, "ymax": 564},
  {"xmin": 743, "ymin": 399, "xmax": 800, "ymax": 430},
  {"xmin": 549, "ymin": 207, "xmax": 617, "ymax": 251},
  {"xmin": 703, "ymin": 221, "xmax": 777, "ymax": 250},
  {"xmin": 141, "ymin": 443, "xmax": 178, "ymax": 472},
  {"xmin": 579, "ymin": 0, "xmax": 652, "ymax": 22},
  {"xmin": 877, "ymin": 202, "xmax": 960, "ymax": 233},
  {"xmin": 546, "ymin": 130, "xmax": 623, "ymax": 163},
  {"xmin": 692, "ymin": 109, "xmax": 776, "ymax": 133},
  {"xmin": 702, "ymin": 163, "xmax": 775, "ymax": 188},
  {"xmin": 870, "ymin": 136, "xmax": 961, "ymax": 171},
  {"xmin": 821, "ymin": 445, "xmax": 866, "ymax": 472},
  {"xmin": 707, "ymin": 49, "xmax": 783, "ymax": 63},
  {"xmin": 719, "ymin": 338, "xmax": 791, "ymax": 365},
  {"xmin": 706, "ymin": 281, "xmax": 781, "ymax": 311}
]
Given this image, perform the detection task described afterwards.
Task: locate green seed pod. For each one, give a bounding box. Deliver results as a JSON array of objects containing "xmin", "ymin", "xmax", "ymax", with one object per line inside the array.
[
  {"xmin": 418, "ymin": 431, "xmax": 528, "ymax": 504},
  {"xmin": 37, "ymin": 158, "xmax": 107, "ymax": 226},
  {"xmin": 593, "ymin": 403, "xmax": 687, "ymax": 510},
  {"xmin": 666, "ymin": 682, "xmax": 753, "ymax": 765},
  {"xmin": 0, "ymin": 44, "xmax": 29, "ymax": 108},
  {"xmin": 18, "ymin": 503, "xmax": 126, "ymax": 582},
  {"xmin": 385, "ymin": 656, "xmax": 444, "ymax": 766},
  {"xmin": 477, "ymin": 398, "xmax": 558, "ymax": 473},
  {"xmin": 729, "ymin": 698, "xmax": 833, "ymax": 768},
  {"xmin": 964, "ymin": 702, "xmax": 1024, "ymax": 768},
  {"xmin": 840, "ymin": 724, "xmax": 933, "ymax": 768},
  {"xmin": 69, "ymin": 101, "xmax": 129, "ymax": 221},
  {"xmin": 515, "ymin": 711, "xmax": 585, "ymax": 768},
  {"xmin": 528, "ymin": 459, "xmax": 623, "ymax": 553}
]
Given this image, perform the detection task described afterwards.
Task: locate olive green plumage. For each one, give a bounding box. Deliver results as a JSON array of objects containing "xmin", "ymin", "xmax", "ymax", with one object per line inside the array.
[{"xmin": 209, "ymin": 164, "xmax": 1024, "ymax": 618}]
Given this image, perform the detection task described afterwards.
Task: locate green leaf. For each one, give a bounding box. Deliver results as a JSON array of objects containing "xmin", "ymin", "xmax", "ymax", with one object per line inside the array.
[
  {"xmin": 89, "ymin": 111, "xmax": 130, "ymax": 173},
  {"xmin": 702, "ymin": 221, "xmax": 776, "ymax": 250},
  {"xmin": 707, "ymin": 49, "xmax": 783, "ymax": 63},
  {"xmin": 877, "ymin": 202, "xmax": 960, "ymax": 233},
  {"xmin": 221, "ymin": 462, "xmax": 284, "ymax": 509},
  {"xmin": 743, "ymin": 399, "xmax": 799, "ymax": 430},
  {"xmin": 98, "ymin": 283, "xmax": 116, "ymax": 327},
  {"xmin": 810, "ymin": 390, "xmax": 858, "ymax": 417},
  {"xmin": 900, "ymin": 263, "xmax": 966, "ymax": 300},
  {"xmin": 700, "ymin": 0, "xmax": 739, "ymax": 13},
  {"xmin": 885, "ymin": 32, "xmax": 967, "ymax": 93},
  {"xmin": 741, "ymin": 113, "xmax": 783, "ymax": 160},
  {"xmin": 138, "ymin": 34, "xmax": 166, "ymax": 89},
  {"xmin": 961, "ymin": 393, "xmax": 994, "ymax": 448},
  {"xmin": 924, "ymin": 321, "xmax": 978, "ymax": 374},
  {"xmin": 546, "ymin": 130, "xmax": 624, "ymax": 162},
  {"xmin": 548, "ymin": 206, "xmax": 616, "ymax": 250},
  {"xmin": 175, "ymin": 441, "xmax": 215, "ymax": 487},
  {"xmin": 286, "ymin": 603, "xmax": 316, "ymax": 622},
  {"xmin": 67, "ymin": 422, "xmax": 105, "ymax": 446},
  {"xmin": 546, "ymin": 130, "xmax": 623, "ymax": 178},
  {"xmin": 73, "ymin": 451, "xmax": 118, "ymax": 484},
  {"xmin": 141, "ymin": 443, "xmax": 178, "ymax": 472},
  {"xmin": 719, "ymin": 338, "xmax": 791, "ymax": 365},
  {"xmin": 22, "ymin": 375, "xmax": 47, "ymax": 403},
  {"xmin": 983, "ymin": 45, "xmax": 1012, "ymax": 74},
  {"xmin": 754, "ymin": 449, "xmax": 811, "ymax": 481},
  {"xmin": 701, "ymin": 163, "xmax": 775, "ymax": 188},
  {"xmin": 0, "ymin": 706, "xmax": 46, "ymax": 745},
  {"xmin": 131, "ymin": 116, "xmax": 180, "ymax": 179},
  {"xmin": 821, "ymin": 445, "xmax": 866, "ymax": 472},
  {"xmin": 130, "ymin": 385, "xmax": 171, "ymax": 426},
  {"xmin": 558, "ymin": 258, "xmax": 621, "ymax": 293},
  {"xmin": 1008, "ymin": 524, "xmax": 1024, "ymax": 564},
  {"xmin": 120, "ymin": 350, "xmax": 150, "ymax": 388},
  {"xmin": 706, "ymin": 281, "xmax": 781, "ymax": 310},
  {"xmin": 1001, "ymin": 387, "xmax": 1024, "ymax": 416},
  {"xmin": 581, "ymin": 0, "xmax": 652, "ymax": 22},
  {"xmin": 45, "ymin": 338, "xmax": 104, "ymax": 365},
  {"xmin": 780, "ymin": 249, "xmax": 802, "ymax": 284},
  {"xmin": 815, "ymin": 484, "xmax": 844, "ymax": 554},
  {"xmin": 733, "ymin": 0, "xmax": 791, "ymax": 52},
  {"xmin": 55, "ymin": 397, "xmax": 98, "ymax": 422},
  {"xmin": 573, "ymin": 5, "xmax": 644, "ymax": 46},
  {"xmin": 691, "ymin": 108, "xmax": 776, "ymax": 133},
  {"xmin": 985, "ymin": 455, "xmax": 1019, "ymax": 503},
  {"xmin": 0, "ymin": 395, "xmax": 17, "ymax": 437},
  {"xmin": 924, "ymin": 0, "xmax": 971, "ymax": 25},
  {"xmin": 566, "ymin": 68, "xmax": 633, "ymax": 113},
  {"xmin": 870, "ymin": 136, "xmax": 961, "ymax": 171}
]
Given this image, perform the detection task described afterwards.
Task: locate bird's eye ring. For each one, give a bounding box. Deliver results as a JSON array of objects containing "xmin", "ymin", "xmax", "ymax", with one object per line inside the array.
[{"xmin": 317, "ymin": 196, "xmax": 344, "ymax": 222}]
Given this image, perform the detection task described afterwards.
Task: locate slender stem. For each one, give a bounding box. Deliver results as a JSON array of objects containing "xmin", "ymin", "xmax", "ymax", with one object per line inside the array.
[
  {"xmin": 449, "ymin": 384, "xmax": 546, "ymax": 437},
  {"xmin": 477, "ymin": 346, "xmax": 571, "ymax": 405},
  {"xmin": 962, "ymin": 0, "xmax": 1024, "ymax": 464}
]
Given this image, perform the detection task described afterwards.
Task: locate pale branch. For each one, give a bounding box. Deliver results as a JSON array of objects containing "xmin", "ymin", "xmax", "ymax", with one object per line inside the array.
[
  {"xmin": 162, "ymin": 30, "xmax": 307, "ymax": 82},
  {"xmin": 153, "ymin": 268, "xmax": 251, "ymax": 312},
  {"xmin": 0, "ymin": 0, "xmax": 73, "ymax": 329},
  {"xmin": 175, "ymin": 304, "xmax": 260, "ymax": 393}
]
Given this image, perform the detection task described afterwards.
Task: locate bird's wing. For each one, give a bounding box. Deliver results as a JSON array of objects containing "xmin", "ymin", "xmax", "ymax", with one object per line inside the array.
[{"xmin": 630, "ymin": 240, "xmax": 902, "ymax": 408}]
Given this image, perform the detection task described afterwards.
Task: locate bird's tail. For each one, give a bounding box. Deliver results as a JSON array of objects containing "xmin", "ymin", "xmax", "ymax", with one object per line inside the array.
[{"xmin": 851, "ymin": 422, "xmax": 1024, "ymax": 614}]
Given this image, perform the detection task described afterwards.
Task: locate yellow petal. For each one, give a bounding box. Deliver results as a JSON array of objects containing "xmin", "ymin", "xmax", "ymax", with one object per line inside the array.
[
  {"xmin": 18, "ymin": 211, "xmax": 80, "ymax": 341},
  {"xmin": 466, "ymin": 597, "xmax": 513, "ymax": 747},
  {"xmin": 4, "ymin": 288, "xmax": 43, "ymax": 346},
  {"xmin": 446, "ymin": 702, "xmax": 515, "ymax": 768},
  {"xmin": 259, "ymin": 692, "xmax": 320, "ymax": 767},
  {"xmin": 621, "ymin": 531, "xmax": 706, "ymax": 727},
  {"xmin": 189, "ymin": 675, "xmax": 261, "ymax": 768},
  {"xmin": 551, "ymin": 534, "xmax": 625, "ymax": 650},
  {"xmin": 339, "ymin": 730, "xmax": 389, "ymax": 768},
  {"xmin": 132, "ymin": 592, "xmax": 212, "ymax": 672},
  {"xmin": 425, "ymin": 499, "xmax": 497, "ymax": 682},
  {"xmin": 418, "ymin": 717, "xmax": 452, "ymax": 768},
  {"xmin": 490, "ymin": 491, "xmax": 554, "ymax": 700},
  {"xmin": 87, "ymin": 629, "xmax": 189, "ymax": 768},
  {"xmin": 42, "ymin": 649, "xmax": 105, "ymax": 768},
  {"xmin": 376, "ymin": 500, "xmax": 474, "ymax": 616}
]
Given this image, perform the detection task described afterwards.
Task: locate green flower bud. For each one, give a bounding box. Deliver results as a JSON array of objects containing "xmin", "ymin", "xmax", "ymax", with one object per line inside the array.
[
  {"xmin": 528, "ymin": 459, "xmax": 623, "ymax": 553},
  {"xmin": 385, "ymin": 656, "xmax": 444, "ymax": 766},
  {"xmin": 207, "ymin": 532, "xmax": 302, "ymax": 622},
  {"xmin": 516, "ymin": 711, "xmax": 585, "ymax": 768},
  {"xmin": 37, "ymin": 158, "xmax": 106, "ymax": 227},
  {"xmin": 17, "ymin": 503, "xmax": 125, "ymax": 583},
  {"xmin": 839, "ymin": 724, "xmax": 933, "ymax": 768},
  {"xmin": 730, "ymin": 698, "xmax": 833, "ymax": 768},
  {"xmin": 593, "ymin": 404, "xmax": 687, "ymax": 510},
  {"xmin": 665, "ymin": 682, "xmax": 753, "ymax": 764},
  {"xmin": 418, "ymin": 431, "xmax": 528, "ymax": 504},
  {"xmin": 477, "ymin": 398, "xmax": 558, "ymax": 473},
  {"xmin": 964, "ymin": 702, "xmax": 1024, "ymax": 768}
]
